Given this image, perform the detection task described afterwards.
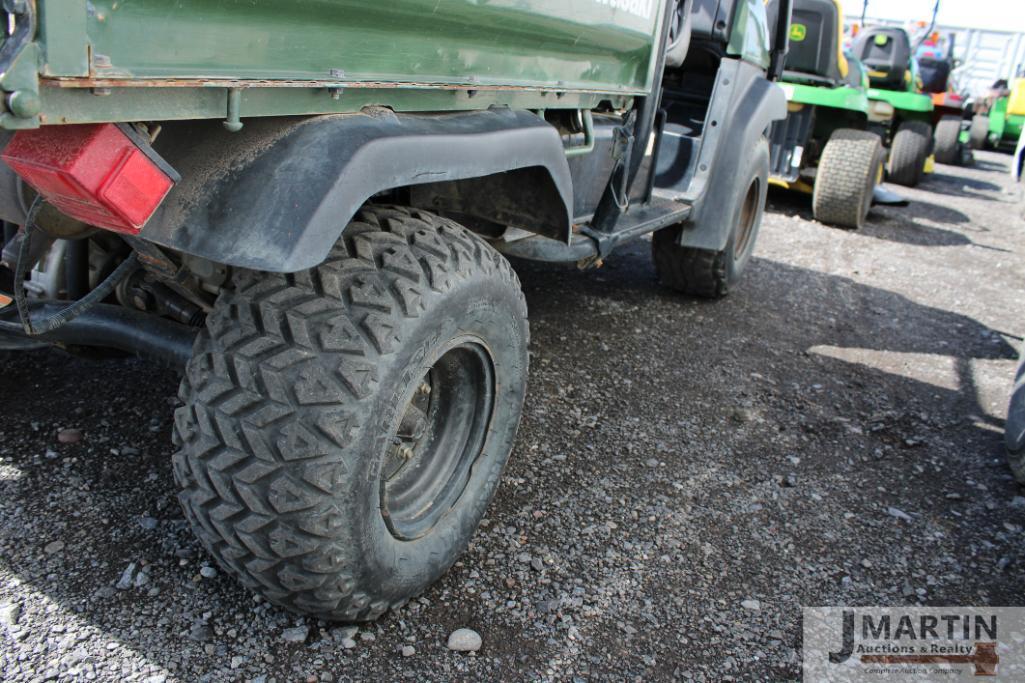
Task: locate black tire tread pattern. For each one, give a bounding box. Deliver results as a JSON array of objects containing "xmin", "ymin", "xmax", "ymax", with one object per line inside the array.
[
  {"xmin": 969, "ymin": 115, "xmax": 990, "ymax": 150},
  {"xmin": 933, "ymin": 115, "xmax": 961, "ymax": 165},
  {"xmin": 812, "ymin": 128, "xmax": 882, "ymax": 229},
  {"xmin": 172, "ymin": 204, "xmax": 523, "ymax": 621},
  {"xmin": 651, "ymin": 136, "xmax": 769, "ymax": 299},
  {"xmin": 651, "ymin": 230, "xmax": 729, "ymax": 299},
  {"xmin": 888, "ymin": 120, "xmax": 932, "ymax": 187}
]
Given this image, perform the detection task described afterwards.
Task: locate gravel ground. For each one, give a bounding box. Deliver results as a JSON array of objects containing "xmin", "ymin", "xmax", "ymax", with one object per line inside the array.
[{"xmin": 1, "ymin": 152, "xmax": 1024, "ymax": 682}]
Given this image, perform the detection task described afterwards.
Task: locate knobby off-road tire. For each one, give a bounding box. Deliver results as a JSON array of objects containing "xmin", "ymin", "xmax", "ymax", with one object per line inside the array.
[
  {"xmin": 969, "ymin": 115, "xmax": 990, "ymax": 150},
  {"xmin": 812, "ymin": 128, "xmax": 884, "ymax": 230},
  {"xmin": 651, "ymin": 137, "xmax": 769, "ymax": 298},
  {"xmin": 933, "ymin": 115, "xmax": 962, "ymax": 165},
  {"xmin": 173, "ymin": 205, "xmax": 529, "ymax": 621},
  {"xmin": 1006, "ymin": 347, "xmax": 1025, "ymax": 484},
  {"xmin": 887, "ymin": 120, "xmax": 932, "ymax": 187}
]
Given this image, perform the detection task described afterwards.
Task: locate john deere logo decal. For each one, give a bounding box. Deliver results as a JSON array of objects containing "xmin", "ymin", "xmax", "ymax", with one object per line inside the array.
[{"xmin": 791, "ymin": 23, "xmax": 807, "ymax": 41}]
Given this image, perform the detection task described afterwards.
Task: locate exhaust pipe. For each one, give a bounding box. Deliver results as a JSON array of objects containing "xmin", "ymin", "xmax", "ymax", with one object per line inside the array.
[{"xmin": 0, "ymin": 301, "xmax": 197, "ymax": 368}]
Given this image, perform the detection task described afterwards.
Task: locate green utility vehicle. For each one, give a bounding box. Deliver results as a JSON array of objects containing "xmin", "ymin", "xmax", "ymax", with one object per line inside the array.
[
  {"xmin": 0, "ymin": 1, "xmax": 791, "ymax": 620},
  {"xmin": 768, "ymin": 0, "xmax": 884, "ymax": 229},
  {"xmin": 851, "ymin": 26, "xmax": 936, "ymax": 187}
]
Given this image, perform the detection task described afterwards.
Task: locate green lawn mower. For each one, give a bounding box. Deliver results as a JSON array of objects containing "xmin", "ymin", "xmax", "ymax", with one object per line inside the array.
[
  {"xmin": 769, "ymin": 0, "xmax": 884, "ymax": 229},
  {"xmin": 851, "ymin": 26, "xmax": 936, "ymax": 187},
  {"xmin": 971, "ymin": 77, "xmax": 1025, "ymax": 152}
]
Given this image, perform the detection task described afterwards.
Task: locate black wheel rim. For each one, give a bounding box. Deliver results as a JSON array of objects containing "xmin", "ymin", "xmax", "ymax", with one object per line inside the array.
[
  {"xmin": 734, "ymin": 177, "xmax": 760, "ymax": 258},
  {"xmin": 380, "ymin": 337, "xmax": 496, "ymax": 541}
]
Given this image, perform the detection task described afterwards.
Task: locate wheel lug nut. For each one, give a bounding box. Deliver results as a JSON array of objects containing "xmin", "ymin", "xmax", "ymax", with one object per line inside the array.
[
  {"xmin": 418, "ymin": 382, "xmax": 431, "ymax": 395},
  {"xmin": 399, "ymin": 445, "xmax": 414, "ymax": 460}
]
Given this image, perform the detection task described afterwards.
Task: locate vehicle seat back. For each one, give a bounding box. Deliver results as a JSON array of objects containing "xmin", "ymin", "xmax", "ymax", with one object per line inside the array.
[
  {"xmin": 783, "ymin": 0, "xmax": 848, "ymax": 84},
  {"xmin": 917, "ymin": 57, "xmax": 951, "ymax": 94},
  {"xmin": 852, "ymin": 27, "xmax": 912, "ymax": 89}
]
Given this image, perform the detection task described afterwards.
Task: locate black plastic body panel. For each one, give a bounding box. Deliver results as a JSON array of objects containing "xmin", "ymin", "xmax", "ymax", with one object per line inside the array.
[
  {"xmin": 769, "ymin": 105, "xmax": 815, "ymax": 181},
  {"xmin": 141, "ymin": 108, "xmax": 574, "ymax": 273},
  {"xmin": 660, "ymin": 58, "xmax": 787, "ymax": 251},
  {"xmin": 567, "ymin": 115, "xmax": 621, "ymax": 220},
  {"xmin": 691, "ymin": 0, "xmax": 738, "ymax": 45}
]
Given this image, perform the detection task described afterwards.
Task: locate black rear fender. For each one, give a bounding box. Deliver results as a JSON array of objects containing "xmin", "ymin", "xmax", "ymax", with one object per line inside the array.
[{"xmin": 140, "ymin": 108, "xmax": 574, "ymax": 273}]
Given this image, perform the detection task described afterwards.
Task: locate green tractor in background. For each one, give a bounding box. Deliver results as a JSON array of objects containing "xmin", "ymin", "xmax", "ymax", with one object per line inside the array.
[
  {"xmin": 769, "ymin": 0, "xmax": 884, "ymax": 229},
  {"xmin": 971, "ymin": 77, "xmax": 1025, "ymax": 152},
  {"xmin": 851, "ymin": 26, "xmax": 936, "ymax": 187}
]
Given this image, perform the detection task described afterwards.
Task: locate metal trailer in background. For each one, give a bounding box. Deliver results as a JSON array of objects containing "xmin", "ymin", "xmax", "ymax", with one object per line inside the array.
[{"xmin": 845, "ymin": 16, "xmax": 1025, "ymax": 99}]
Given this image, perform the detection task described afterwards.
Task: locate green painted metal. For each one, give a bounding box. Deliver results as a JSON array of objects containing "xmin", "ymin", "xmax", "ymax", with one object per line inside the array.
[
  {"xmin": 1007, "ymin": 114, "xmax": 1025, "ymax": 143},
  {"xmin": 0, "ymin": 44, "xmax": 43, "ymax": 130},
  {"xmin": 779, "ymin": 81, "xmax": 868, "ymax": 113},
  {"xmin": 988, "ymin": 97, "xmax": 1008, "ymax": 141},
  {"xmin": 564, "ymin": 110, "xmax": 596, "ymax": 158},
  {"xmin": 866, "ymin": 88, "xmax": 933, "ymax": 114},
  {"xmin": 35, "ymin": 84, "xmax": 618, "ymax": 128},
  {"xmin": 38, "ymin": 0, "xmax": 89, "ymax": 77},
  {"xmin": 727, "ymin": 0, "xmax": 772, "ymax": 69},
  {"xmin": 985, "ymin": 98, "xmax": 1024, "ymax": 145},
  {"xmin": 3, "ymin": 0, "xmax": 672, "ymax": 130},
  {"xmin": 74, "ymin": 0, "xmax": 661, "ymax": 93}
]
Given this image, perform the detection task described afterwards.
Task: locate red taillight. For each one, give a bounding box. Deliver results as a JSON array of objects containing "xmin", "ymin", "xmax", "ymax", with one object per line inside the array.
[{"xmin": 1, "ymin": 123, "xmax": 176, "ymax": 235}]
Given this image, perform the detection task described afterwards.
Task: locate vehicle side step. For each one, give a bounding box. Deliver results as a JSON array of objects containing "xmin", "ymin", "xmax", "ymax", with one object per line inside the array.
[{"xmin": 494, "ymin": 197, "xmax": 691, "ymax": 263}]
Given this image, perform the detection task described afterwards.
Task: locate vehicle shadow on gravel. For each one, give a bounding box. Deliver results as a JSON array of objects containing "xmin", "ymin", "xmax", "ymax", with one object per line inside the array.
[
  {"xmin": 515, "ymin": 243, "xmax": 1017, "ymax": 460},
  {"xmin": 767, "ymin": 189, "xmax": 991, "ymax": 250},
  {"xmin": 520, "ymin": 246, "xmax": 1017, "ymax": 424},
  {"xmin": 0, "ymin": 242, "xmax": 1022, "ymax": 681},
  {"xmin": 861, "ymin": 202, "xmax": 1013, "ymax": 250},
  {"xmin": 925, "ymin": 171, "xmax": 1006, "ymax": 201},
  {"xmin": 972, "ymin": 158, "xmax": 1011, "ymax": 173},
  {"xmin": 513, "ymin": 248, "xmax": 1025, "ymax": 677}
]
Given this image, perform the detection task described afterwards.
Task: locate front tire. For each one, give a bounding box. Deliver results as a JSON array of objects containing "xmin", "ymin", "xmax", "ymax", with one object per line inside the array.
[
  {"xmin": 888, "ymin": 120, "xmax": 932, "ymax": 187},
  {"xmin": 812, "ymin": 128, "xmax": 884, "ymax": 230},
  {"xmin": 652, "ymin": 137, "xmax": 769, "ymax": 298},
  {"xmin": 173, "ymin": 205, "xmax": 529, "ymax": 620},
  {"xmin": 933, "ymin": 115, "xmax": 962, "ymax": 165}
]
